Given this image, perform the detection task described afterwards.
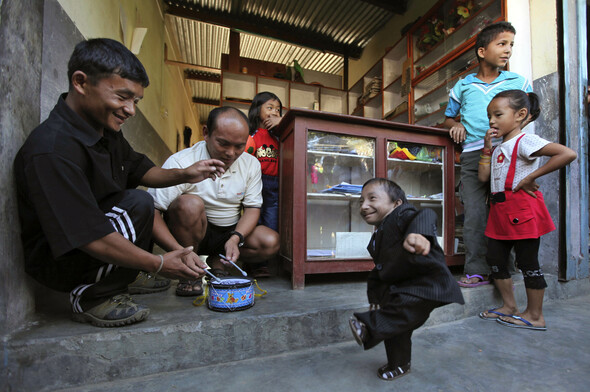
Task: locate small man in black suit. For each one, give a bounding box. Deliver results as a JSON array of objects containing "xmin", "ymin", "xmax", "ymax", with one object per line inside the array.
[{"xmin": 349, "ymin": 178, "xmax": 464, "ymax": 380}]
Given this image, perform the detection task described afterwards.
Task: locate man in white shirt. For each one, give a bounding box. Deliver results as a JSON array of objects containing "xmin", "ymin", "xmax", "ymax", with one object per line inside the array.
[{"xmin": 150, "ymin": 107, "xmax": 279, "ymax": 295}]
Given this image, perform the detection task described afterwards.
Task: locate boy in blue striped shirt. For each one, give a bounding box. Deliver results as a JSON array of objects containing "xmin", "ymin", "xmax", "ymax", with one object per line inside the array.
[{"xmin": 444, "ymin": 21, "xmax": 532, "ymax": 287}]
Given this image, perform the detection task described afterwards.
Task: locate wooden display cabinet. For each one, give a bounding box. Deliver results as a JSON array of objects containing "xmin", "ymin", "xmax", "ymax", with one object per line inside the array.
[{"xmin": 276, "ymin": 109, "xmax": 462, "ymax": 289}]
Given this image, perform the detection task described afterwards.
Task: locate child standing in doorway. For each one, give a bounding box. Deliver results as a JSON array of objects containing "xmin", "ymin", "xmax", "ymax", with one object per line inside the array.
[
  {"xmin": 444, "ymin": 21, "xmax": 533, "ymax": 287},
  {"xmin": 246, "ymin": 92, "xmax": 283, "ymax": 278},
  {"xmin": 349, "ymin": 178, "xmax": 464, "ymax": 380},
  {"xmin": 478, "ymin": 90, "xmax": 576, "ymax": 330}
]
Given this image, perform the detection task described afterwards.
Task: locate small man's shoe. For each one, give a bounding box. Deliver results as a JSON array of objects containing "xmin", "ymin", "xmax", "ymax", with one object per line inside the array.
[
  {"xmin": 128, "ymin": 271, "xmax": 171, "ymax": 294},
  {"xmin": 349, "ymin": 317, "xmax": 367, "ymax": 346},
  {"xmin": 72, "ymin": 294, "xmax": 150, "ymax": 327},
  {"xmin": 377, "ymin": 362, "xmax": 411, "ymax": 381}
]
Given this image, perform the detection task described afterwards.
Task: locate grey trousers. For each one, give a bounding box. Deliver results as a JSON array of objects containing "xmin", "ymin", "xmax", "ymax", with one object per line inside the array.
[{"xmin": 459, "ymin": 150, "xmax": 516, "ymax": 276}]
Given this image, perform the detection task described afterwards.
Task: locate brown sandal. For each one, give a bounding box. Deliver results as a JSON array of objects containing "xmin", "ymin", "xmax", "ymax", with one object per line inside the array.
[{"xmin": 175, "ymin": 280, "xmax": 204, "ymax": 296}]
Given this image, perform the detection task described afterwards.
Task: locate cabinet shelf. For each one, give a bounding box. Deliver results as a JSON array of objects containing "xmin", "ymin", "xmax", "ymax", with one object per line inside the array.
[
  {"xmin": 383, "ymin": 75, "xmax": 403, "ymax": 92},
  {"xmin": 308, "ymin": 150, "xmax": 373, "ymax": 159},
  {"xmin": 388, "ymin": 157, "xmax": 443, "ymax": 167},
  {"xmin": 307, "ymin": 193, "xmax": 361, "ymax": 200}
]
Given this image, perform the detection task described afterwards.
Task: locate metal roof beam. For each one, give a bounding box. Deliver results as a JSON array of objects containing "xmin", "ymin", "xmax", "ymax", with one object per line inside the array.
[{"xmin": 164, "ymin": 1, "xmax": 363, "ymax": 59}]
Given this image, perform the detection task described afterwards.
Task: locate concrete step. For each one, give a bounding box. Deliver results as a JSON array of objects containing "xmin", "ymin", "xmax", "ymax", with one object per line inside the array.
[
  {"xmin": 54, "ymin": 294, "xmax": 590, "ymax": 392},
  {"xmin": 3, "ymin": 273, "xmax": 589, "ymax": 391}
]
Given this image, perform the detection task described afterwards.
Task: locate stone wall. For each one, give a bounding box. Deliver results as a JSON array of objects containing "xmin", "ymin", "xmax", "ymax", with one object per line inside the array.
[
  {"xmin": 533, "ymin": 72, "xmax": 561, "ymax": 276},
  {"xmin": 0, "ymin": 0, "xmax": 44, "ymax": 336},
  {"xmin": 0, "ymin": 0, "xmax": 172, "ymax": 335}
]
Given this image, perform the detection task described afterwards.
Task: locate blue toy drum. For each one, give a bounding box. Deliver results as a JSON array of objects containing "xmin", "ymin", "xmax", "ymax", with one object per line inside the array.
[{"xmin": 207, "ymin": 276, "xmax": 255, "ymax": 312}]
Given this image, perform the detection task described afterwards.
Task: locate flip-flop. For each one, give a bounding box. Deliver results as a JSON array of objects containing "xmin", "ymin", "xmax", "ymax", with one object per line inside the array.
[
  {"xmin": 479, "ymin": 307, "xmax": 510, "ymax": 321},
  {"xmin": 458, "ymin": 274, "xmax": 490, "ymax": 288},
  {"xmin": 496, "ymin": 315, "xmax": 547, "ymax": 331}
]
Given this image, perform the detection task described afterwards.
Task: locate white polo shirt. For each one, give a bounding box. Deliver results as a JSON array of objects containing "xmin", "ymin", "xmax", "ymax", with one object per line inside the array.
[{"xmin": 149, "ymin": 141, "xmax": 262, "ymax": 226}]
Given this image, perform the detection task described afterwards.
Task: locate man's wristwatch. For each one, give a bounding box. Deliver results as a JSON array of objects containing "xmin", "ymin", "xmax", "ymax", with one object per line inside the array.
[{"xmin": 229, "ymin": 230, "xmax": 244, "ymax": 247}]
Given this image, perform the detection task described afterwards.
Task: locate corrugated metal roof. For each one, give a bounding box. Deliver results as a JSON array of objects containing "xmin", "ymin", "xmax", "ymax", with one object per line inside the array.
[
  {"xmin": 164, "ymin": 0, "xmax": 403, "ymax": 121},
  {"xmin": 168, "ymin": 16, "xmax": 229, "ymax": 69},
  {"xmin": 167, "ymin": 15, "xmax": 345, "ymax": 74}
]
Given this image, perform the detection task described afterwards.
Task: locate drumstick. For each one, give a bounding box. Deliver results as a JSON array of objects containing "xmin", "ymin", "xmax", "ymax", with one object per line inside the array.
[
  {"xmin": 218, "ymin": 254, "xmax": 248, "ymax": 276},
  {"xmin": 205, "ymin": 269, "xmax": 221, "ymax": 282}
]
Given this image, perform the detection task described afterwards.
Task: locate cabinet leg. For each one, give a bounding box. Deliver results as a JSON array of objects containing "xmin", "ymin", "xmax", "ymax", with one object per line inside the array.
[{"xmin": 291, "ymin": 269, "xmax": 305, "ymax": 290}]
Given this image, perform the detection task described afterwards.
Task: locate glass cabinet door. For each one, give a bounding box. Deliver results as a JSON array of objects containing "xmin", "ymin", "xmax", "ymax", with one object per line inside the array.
[
  {"xmin": 387, "ymin": 141, "xmax": 445, "ymax": 248},
  {"xmin": 306, "ymin": 131, "xmax": 375, "ymax": 259}
]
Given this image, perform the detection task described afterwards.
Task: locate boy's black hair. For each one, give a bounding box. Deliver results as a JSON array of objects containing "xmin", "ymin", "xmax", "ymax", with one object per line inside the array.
[
  {"xmin": 67, "ymin": 38, "xmax": 149, "ymax": 89},
  {"xmin": 474, "ymin": 21, "xmax": 516, "ymax": 62},
  {"xmin": 362, "ymin": 178, "xmax": 408, "ymax": 204},
  {"xmin": 206, "ymin": 106, "xmax": 249, "ymax": 135},
  {"xmin": 492, "ymin": 89, "xmax": 541, "ymax": 123},
  {"xmin": 247, "ymin": 91, "xmax": 283, "ymax": 134}
]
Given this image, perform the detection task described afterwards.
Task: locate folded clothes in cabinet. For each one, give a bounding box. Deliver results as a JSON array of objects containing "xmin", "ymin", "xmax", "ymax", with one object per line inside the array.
[{"xmin": 320, "ymin": 182, "xmax": 363, "ymax": 194}]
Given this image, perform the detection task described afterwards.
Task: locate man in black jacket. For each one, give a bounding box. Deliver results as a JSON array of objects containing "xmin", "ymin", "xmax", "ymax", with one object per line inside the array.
[
  {"xmin": 14, "ymin": 38, "xmax": 225, "ymax": 327},
  {"xmin": 349, "ymin": 178, "xmax": 464, "ymax": 381}
]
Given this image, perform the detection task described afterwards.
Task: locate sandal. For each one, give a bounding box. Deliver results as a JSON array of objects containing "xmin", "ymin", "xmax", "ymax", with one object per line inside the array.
[
  {"xmin": 458, "ymin": 274, "xmax": 490, "ymax": 288},
  {"xmin": 377, "ymin": 363, "xmax": 411, "ymax": 381},
  {"xmin": 175, "ymin": 280, "xmax": 204, "ymax": 297}
]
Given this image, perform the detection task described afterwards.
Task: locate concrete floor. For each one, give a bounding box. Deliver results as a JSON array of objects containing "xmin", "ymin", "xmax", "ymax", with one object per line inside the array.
[{"xmin": 52, "ymin": 292, "xmax": 590, "ymax": 392}]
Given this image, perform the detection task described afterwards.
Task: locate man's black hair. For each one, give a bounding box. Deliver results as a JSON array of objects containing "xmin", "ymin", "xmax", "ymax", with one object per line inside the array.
[
  {"xmin": 362, "ymin": 178, "xmax": 408, "ymax": 204},
  {"xmin": 474, "ymin": 21, "xmax": 516, "ymax": 62},
  {"xmin": 247, "ymin": 91, "xmax": 283, "ymax": 134},
  {"xmin": 67, "ymin": 38, "xmax": 149, "ymax": 88},
  {"xmin": 206, "ymin": 106, "xmax": 249, "ymax": 134}
]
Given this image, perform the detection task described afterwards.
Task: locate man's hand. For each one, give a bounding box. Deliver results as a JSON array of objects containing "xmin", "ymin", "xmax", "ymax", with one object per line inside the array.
[
  {"xmin": 449, "ymin": 123, "xmax": 467, "ymax": 144},
  {"xmin": 184, "ymin": 159, "xmax": 226, "ymax": 183},
  {"xmin": 221, "ymin": 235, "xmax": 241, "ymax": 264},
  {"xmin": 403, "ymin": 233, "xmax": 430, "ymax": 255},
  {"xmin": 159, "ymin": 246, "xmax": 208, "ymax": 280}
]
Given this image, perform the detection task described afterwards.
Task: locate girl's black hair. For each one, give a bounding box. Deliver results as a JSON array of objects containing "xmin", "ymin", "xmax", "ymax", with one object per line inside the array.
[
  {"xmin": 492, "ymin": 90, "xmax": 541, "ymax": 123},
  {"xmin": 68, "ymin": 38, "xmax": 149, "ymax": 88},
  {"xmin": 474, "ymin": 21, "xmax": 516, "ymax": 62},
  {"xmin": 247, "ymin": 91, "xmax": 283, "ymax": 134},
  {"xmin": 362, "ymin": 178, "xmax": 408, "ymax": 204}
]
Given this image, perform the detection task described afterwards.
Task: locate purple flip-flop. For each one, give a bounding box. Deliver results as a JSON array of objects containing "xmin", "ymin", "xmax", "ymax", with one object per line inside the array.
[{"xmin": 458, "ymin": 274, "xmax": 490, "ymax": 288}]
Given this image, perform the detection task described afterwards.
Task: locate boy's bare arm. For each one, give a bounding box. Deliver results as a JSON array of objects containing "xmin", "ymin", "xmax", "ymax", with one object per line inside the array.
[
  {"xmin": 404, "ymin": 233, "xmax": 430, "ymax": 255},
  {"xmin": 444, "ymin": 117, "xmax": 466, "ymax": 144}
]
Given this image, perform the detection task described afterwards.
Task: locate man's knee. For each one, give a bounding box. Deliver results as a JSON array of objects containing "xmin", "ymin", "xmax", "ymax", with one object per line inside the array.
[
  {"xmin": 251, "ymin": 227, "xmax": 279, "ymax": 255},
  {"xmin": 116, "ymin": 189, "xmax": 154, "ymax": 217},
  {"xmin": 167, "ymin": 194, "xmax": 206, "ymax": 226}
]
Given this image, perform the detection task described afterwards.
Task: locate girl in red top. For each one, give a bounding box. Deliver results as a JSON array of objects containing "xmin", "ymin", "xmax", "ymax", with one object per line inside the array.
[
  {"xmin": 246, "ymin": 92, "xmax": 283, "ymax": 277},
  {"xmin": 477, "ymin": 90, "xmax": 576, "ymax": 331}
]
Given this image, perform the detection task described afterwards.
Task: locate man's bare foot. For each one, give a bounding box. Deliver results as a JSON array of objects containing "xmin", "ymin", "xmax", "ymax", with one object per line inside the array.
[
  {"xmin": 458, "ymin": 274, "xmax": 490, "ymax": 287},
  {"xmin": 497, "ymin": 313, "xmax": 547, "ymax": 331}
]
